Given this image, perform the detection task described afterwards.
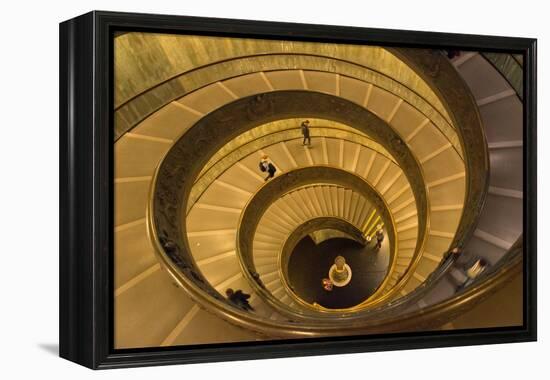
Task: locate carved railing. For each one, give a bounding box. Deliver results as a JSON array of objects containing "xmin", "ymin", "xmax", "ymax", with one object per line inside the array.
[
  {"xmin": 150, "ymin": 176, "xmax": 523, "ymax": 336},
  {"xmin": 151, "ymin": 91, "xmax": 430, "ymax": 321},
  {"xmin": 147, "ymin": 50, "xmax": 495, "ymax": 334},
  {"xmin": 236, "ymin": 168, "xmax": 398, "ymax": 316}
]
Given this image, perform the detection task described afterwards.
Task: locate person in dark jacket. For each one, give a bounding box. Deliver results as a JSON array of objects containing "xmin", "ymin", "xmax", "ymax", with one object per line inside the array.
[
  {"xmin": 375, "ymin": 224, "xmax": 384, "ymax": 250},
  {"xmin": 301, "ymin": 120, "xmax": 311, "ymax": 146},
  {"xmin": 259, "ymin": 155, "xmax": 277, "ymax": 181},
  {"xmin": 250, "ymin": 271, "xmax": 265, "ymax": 289},
  {"xmin": 226, "ymin": 288, "xmax": 254, "ymax": 311},
  {"xmin": 442, "ymin": 247, "xmax": 462, "ymax": 264}
]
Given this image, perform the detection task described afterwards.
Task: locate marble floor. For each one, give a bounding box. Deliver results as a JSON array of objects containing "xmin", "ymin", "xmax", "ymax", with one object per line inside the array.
[{"xmin": 287, "ymin": 236, "xmax": 390, "ymax": 309}]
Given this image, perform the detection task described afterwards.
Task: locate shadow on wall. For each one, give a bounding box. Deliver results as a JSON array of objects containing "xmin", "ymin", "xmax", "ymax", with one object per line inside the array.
[{"xmin": 38, "ymin": 343, "xmax": 59, "ymax": 356}]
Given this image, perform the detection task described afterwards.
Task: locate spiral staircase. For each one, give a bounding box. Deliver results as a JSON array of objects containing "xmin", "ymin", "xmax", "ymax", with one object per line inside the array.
[{"xmin": 113, "ymin": 34, "xmax": 524, "ymax": 349}]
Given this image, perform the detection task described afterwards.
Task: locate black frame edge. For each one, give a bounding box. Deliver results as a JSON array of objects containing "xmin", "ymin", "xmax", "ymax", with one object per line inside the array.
[
  {"xmin": 59, "ymin": 11, "xmax": 97, "ymax": 369},
  {"xmin": 90, "ymin": 10, "xmax": 536, "ymax": 50},
  {"xmin": 59, "ymin": 10, "xmax": 538, "ymax": 370},
  {"xmin": 523, "ymin": 38, "xmax": 537, "ymax": 342}
]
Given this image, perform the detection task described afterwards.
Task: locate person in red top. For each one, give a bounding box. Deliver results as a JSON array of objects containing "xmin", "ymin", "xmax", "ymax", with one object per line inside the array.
[{"xmin": 322, "ymin": 278, "xmax": 333, "ymax": 291}]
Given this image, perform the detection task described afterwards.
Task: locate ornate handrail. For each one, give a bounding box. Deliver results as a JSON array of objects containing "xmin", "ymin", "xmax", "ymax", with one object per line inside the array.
[
  {"xmin": 114, "ymin": 51, "xmax": 456, "ymax": 146},
  {"xmin": 389, "ymin": 48, "xmax": 490, "ymax": 268},
  {"xmin": 280, "ymin": 216, "xmax": 367, "ymax": 282},
  {"xmin": 149, "ymin": 53, "xmax": 490, "ymax": 331},
  {"xmin": 482, "ymin": 53, "xmax": 523, "ymax": 100},
  {"xmin": 195, "ymin": 119, "xmax": 391, "ymax": 179},
  {"xmin": 188, "ymin": 125, "xmax": 399, "ymax": 211},
  {"xmin": 150, "ymin": 164, "xmax": 523, "ymax": 335},
  {"xmin": 152, "ymin": 90, "xmax": 430, "ymax": 320},
  {"xmin": 185, "ymin": 122, "xmax": 431, "ymax": 308},
  {"xmin": 236, "ymin": 170, "xmax": 398, "ymax": 317}
]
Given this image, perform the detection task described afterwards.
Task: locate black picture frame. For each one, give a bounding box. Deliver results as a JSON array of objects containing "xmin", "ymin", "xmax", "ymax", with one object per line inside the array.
[{"xmin": 59, "ymin": 10, "xmax": 537, "ymax": 369}]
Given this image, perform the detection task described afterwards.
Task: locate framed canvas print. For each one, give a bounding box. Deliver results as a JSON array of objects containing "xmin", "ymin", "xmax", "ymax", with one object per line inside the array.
[{"xmin": 59, "ymin": 11, "xmax": 537, "ymax": 369}]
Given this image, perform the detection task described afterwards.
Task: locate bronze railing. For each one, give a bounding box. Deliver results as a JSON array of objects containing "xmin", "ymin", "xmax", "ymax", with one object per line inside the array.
[{"xmin": 146, "ymin": 50, "xmax": 493, "ymax": 334}]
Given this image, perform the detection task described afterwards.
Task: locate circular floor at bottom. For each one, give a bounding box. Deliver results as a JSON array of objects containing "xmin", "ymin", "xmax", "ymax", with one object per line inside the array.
[{"xmin": 287, "ymin": 237, "xmax": 390, "ymax": 309}]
